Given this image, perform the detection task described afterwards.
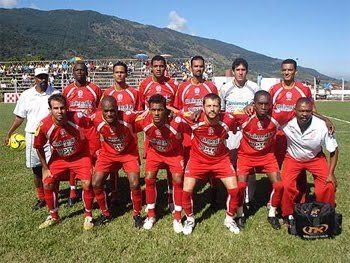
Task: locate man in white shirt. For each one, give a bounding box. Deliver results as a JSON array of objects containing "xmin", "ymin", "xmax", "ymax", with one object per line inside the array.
[
  {"xmin": 281, "ymin": 97, "xmax": 338, "ymax": 226},
  {"xmin": 220, "ymin": 58, "xmax": 260, "ymax": 220},
  {"xmin": 4, "ymin": 67, "xmax": 59, "ymax": 211}
]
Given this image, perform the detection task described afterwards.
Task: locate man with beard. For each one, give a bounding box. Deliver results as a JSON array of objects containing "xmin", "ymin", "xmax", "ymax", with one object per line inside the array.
[
  {"xmin": 181, "ymin": 93, "xmax": 239, "ymax": 235},
  {"xmin": 34, "ymin": 94, "xmax": 94, "ymax": 230}
]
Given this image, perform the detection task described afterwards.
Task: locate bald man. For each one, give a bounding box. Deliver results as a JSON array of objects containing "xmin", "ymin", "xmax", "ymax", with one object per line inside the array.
[
  {"xmin": 91, "ymin": 96, "xmax": 143, "ymax": 228},
  {"xmin": 281, "ymin": 97, "xmax": 339, "ymax": 229}
]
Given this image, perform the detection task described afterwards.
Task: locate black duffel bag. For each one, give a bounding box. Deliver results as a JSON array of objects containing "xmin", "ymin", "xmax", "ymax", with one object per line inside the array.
[{"xmin": 290, "ymin": 202, "xmax": 342, "ymax": 239}]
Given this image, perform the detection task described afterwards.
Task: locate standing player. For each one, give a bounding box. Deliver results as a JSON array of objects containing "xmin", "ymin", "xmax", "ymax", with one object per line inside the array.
[
  {"xmin": 220, "ymin": 58, "xmax": 260, "ymax": 210},
  {"xmin": 4, "ymin": 67, "xmax": 59, "ymax": 211},
  {"xmin": 181, "ymin": 93, "xmax": 240, "ymax": 235},
  {"xmin": 234, "ymin": 91, "xmax": 289, "ymax": 230},
  {"xmin": 139, "ymin": 55, "xmax": 178, "ymax": 210},
  {"xmin": 34, "ymin": 94, "xmax": 94, "ymax": 230},
  {"xmin": 281, "ymin": 98, "xmax": 338, "ymax": 229},
  {"xmin": 269, "ymin": 59, "xmax": 314, "ymax": 203},
  {"xmin": 174, "ymin": 56, "xmax": 219, "ymax": 205},
  {"xmin": 134, "ymin": 94, "xmax": 188, "ymax": 233},
  {"xmin": 63, "ymin": 61, "xmax": 102, "ymax": 205},
  {"xmin": 101, "ymin": 61, "xmax": 141, "ymax": 205},
  {"xmin": 92, "ymin": 96, "xmax": 143, "ymax": 228},
  {"xmin": 102, "ymin": 61, "xmax": 141, "ymax": 112},
  {"xmin": 139, "ymin": 55, "xmax": 178, "ymax": 109}
]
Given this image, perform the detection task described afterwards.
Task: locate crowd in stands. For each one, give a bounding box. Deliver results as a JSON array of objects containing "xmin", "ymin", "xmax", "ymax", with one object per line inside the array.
[{"xmin": 0, "ymin": 58, "xmax": 214, "ymax": 92}]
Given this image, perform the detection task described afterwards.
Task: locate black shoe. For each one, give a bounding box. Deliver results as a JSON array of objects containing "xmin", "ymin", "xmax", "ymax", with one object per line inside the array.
[
  {"xmin": 66, "ymin": 197, "xmax": 78, "ymax": 207},
  {"xmin": 267, "ymin": 216, "xmax": 281, "ymax": 230},
  {"xmin": 286, "ymin": 217, "xmax": 297, "ymax": 235},
  {"xmin": 133, "ymin": 214, "xmax": 143, "ymax": 228},
  {"xmin": 236, "ymin": 216, "xmax": 247, "ymax": 229},
  {"xmin": 32, "ymin": 199, "xmax": 46, "ymax": 211},
  {"xmin": 95, "ymin": 215, "xmax": 111, "ymax": 226}
]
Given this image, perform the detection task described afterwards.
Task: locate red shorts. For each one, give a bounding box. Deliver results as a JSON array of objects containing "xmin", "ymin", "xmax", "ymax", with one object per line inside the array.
[
  {"xmin": 185, "ymin": 155, "xmax": 236, "ymax": 180},
  {"xmin": 95, "ymin": 152, "xmax": 140, "ymax": 173},
  {"xmin": 145, "ymin": 150, "xmax": 184, "ymax": 174},
  {"xmin": 237, "ymin": 152, "xmax": 279, "ymax": 176},
  {"xmin": 46, "ymin": 155, "xmax": 92, "ymax": 184}
]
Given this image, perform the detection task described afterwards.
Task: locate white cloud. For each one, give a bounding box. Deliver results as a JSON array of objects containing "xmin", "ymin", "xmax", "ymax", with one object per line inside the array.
[
  {"xmin": 167, "ymin": 11, "xmax": 189, "ymax": 33},
  {"xmin": 0, "ymin": 0, "xmax": 18, "ymax": 8}
]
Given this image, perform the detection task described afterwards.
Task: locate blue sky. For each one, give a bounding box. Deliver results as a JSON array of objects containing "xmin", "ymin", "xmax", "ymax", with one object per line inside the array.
[{"xmin": 1, "ymin": 0, "xmax": 349, "ymax": 79}]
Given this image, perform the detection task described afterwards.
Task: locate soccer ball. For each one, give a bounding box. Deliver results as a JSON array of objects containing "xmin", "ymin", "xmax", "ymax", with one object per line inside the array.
[{"xmin": 9, "ymin": 133, "xmax": 26, "ymax": 150}]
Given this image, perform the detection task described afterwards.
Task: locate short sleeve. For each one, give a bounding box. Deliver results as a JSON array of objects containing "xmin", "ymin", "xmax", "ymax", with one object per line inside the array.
[
  {"xmin": 13, "ymin": 94, "xmax": 27, "ymax": 118},
  {"xmin": 322, "ymin": 126, "xmax": 338, "ymax": 153},
  {"xmin": 33, "ymin": 122, "xmax": 47, "ymax": 149}
]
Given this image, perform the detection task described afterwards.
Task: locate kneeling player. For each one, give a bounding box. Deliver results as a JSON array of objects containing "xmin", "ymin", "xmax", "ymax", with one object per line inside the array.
[
  {"xmin": 34, "ymin": 94, "xmax": 94, "ymax": 230},
  {"xmin": 235, "ymin": 91, "xmax": 286, "ymax": 230},
  {"xmin": 135, "ymin": 94, "xmax": 188, "ymax": 233},
  {"xmin": 92, "ymin": 96, "xmax": 143, "ymax": 228},
  {"xmin": 181, "ymin": 93, "xmax": 240, "ymax": 235}
]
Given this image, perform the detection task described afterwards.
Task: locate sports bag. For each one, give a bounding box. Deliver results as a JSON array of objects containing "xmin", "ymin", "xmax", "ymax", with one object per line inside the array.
[{"xmin": 292, "ymin": 202, "xmax": 342, "ymax": 239}]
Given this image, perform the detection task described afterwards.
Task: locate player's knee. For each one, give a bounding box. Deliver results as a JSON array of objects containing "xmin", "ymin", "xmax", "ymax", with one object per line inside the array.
[{"xmin": 81, "ymin": 180, "xmax": 91, "ymax": 190}]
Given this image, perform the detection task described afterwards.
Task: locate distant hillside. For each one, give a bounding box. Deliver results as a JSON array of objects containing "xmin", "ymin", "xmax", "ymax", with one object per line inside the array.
[{"xmin": 0, "ymin": 8, "xmax": 333, "ymax": 81}]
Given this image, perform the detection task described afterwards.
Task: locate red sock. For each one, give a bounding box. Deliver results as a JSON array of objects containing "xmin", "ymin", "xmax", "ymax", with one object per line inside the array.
[
  {"xmin": 237, "ymin": 181, "xmax": 248, "ymax": 207},
  {"xmin": 182, "ymin": 190, "xmax": 193, "ymax": 217},
  {"xmin": 36, "ymin": 186, "xmax": 45, "ymax": 200},
  {"xmin": 145, "ymin": 178, "xmax": 157, "ymax": 218},
  {"xmin": 172, "ymin": 181, "xmax": 183, "ymax": 220},
  {"xmin": 131, "ymin": 188, "xmax": 142, "ymax": 216},
  {"xmin": 82, "ymin": 188, "xmax": 94, "ymax": 217},
  {"xmin": 44, "ymin": 188, "xmax": 58, "ymax": 219},
  {"xmin": 270, "ymin": 181, "xmax": 284, "ymax": 207},
  {"xmin": 93, "ymin": 187, "xmax": 110, "ymax": 217},
  {"xmin": 69, "ymin": 172, "xmax": 77, "ymax": 198},
  {"xmin": 226, "ymin": 188, "xmax": 239, "ymax": 216}
]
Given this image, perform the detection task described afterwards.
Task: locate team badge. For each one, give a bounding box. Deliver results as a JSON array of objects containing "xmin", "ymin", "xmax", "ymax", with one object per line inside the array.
[
  {"xmin": 155, "ymin": 129, "xmax": 161, "ymax": 136},
  {"xmin": 78, "ymin": 90, "xmax": 84, "ymax": 98},
  {"xmin": 60, "ymin": 129, "xmax": 67, "ymax": 137},
  {"xmin": 156, "ymin": 85, "xmax": 162, "ymax": 92},
  {"xmin": 208, "ymin": 127, "xmax": 214, "ymax": 135},
  {"xmin": 286, "ymin": 92, "xmax": 293, "ymax": 100},
  {"xmin": 194, "ymin": 87, "xmax": 200, "ymax": 94},
  {"xmin": 117, "ymin": 93, "xmax": 123, "ymax": 101},
  {"xmin": 257, "ymin": 121, "xmax": 263, "ymax": 130}
]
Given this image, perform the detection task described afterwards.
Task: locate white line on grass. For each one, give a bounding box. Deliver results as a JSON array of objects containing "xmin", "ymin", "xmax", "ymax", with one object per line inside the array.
[{"xmin": 325, "ymin": 116, "xmax": 350, "ymax": 125}]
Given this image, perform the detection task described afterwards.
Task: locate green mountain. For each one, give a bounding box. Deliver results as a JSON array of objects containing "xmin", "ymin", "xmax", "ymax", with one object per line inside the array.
[{"xmin": 0, "ymin": 8, "xmax": 332, "ymax": 81}]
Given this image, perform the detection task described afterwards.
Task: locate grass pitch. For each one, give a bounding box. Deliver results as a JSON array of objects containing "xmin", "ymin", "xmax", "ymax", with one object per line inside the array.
[{"xmin": 0, "ymin": 101, "xmax": 349, "ymax": 262}]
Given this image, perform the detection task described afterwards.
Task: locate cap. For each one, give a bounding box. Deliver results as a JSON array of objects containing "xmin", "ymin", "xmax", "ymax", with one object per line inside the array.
[{"xmin": 34, "ymin": 67, "xmax": 49, "ymax": 77}]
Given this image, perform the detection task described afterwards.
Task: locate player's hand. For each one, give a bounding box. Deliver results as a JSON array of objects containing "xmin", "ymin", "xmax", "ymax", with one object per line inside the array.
[
  {"xmin": 243, "ymin": 104, "xmax": 254, "ymax": 116},
  {"xmin": 42, "ymin": 168, "xmax": 52, "ymax": 180},
  {"xmin": 326, "ymin": 173, "xmax": 337, "ymax": 189},
  {"xmin": 3, "ymin": 134, "xmax": 11, "ymax": 147}
]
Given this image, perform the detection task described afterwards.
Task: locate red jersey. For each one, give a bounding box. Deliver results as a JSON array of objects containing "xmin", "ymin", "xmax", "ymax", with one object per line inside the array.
[
  {"xmin": 234, "ymin": 111, "xmax": 295, "ymax": 156},
  {"xmin": 134, "ymin": 113, "xmax": 188, "ymax": 155},
  {"xmin": 182, "ymin": 112, "xmax": 235, "ymax": 163},
  {"xmin": 174, "ymin": 80, "xmax": 218, "ymax": 112},
  {"xmin": 93, "ymin": 110, "xmax": 138, "ymax": 156},
  {"xmin": 34, "ymin": 112, "xmax": 89, "ymax": 159},
  {"xmin": 63, "ymin": 82, "xmax": 103, "ymax": 115},
  {"xmin": 269, "ymin": 81, "xmax": 312, "ymax": 118},
  {"xmin": 102, "ymin": 85, "xmax": 141, "ymax": 112},
  {"xmin": 138, "ymin": 76, "xmax": 178, "ymax": 109}
]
